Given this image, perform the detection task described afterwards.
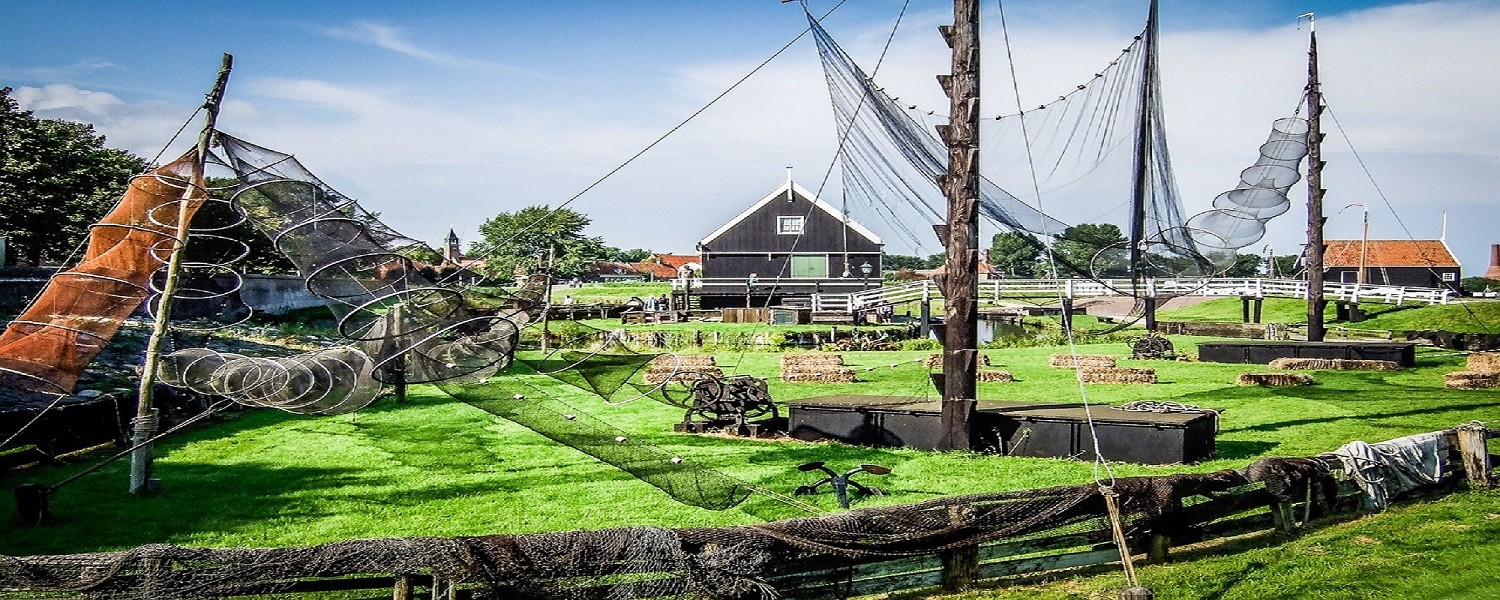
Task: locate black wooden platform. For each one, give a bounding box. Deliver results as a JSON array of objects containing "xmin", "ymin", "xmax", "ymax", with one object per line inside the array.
[
  {"xmin": 1196, "ymin": 340, "xmax": 1416, "ymax": 367},
  {"xmin": 787, "ymin": 395, "xmax": 1216, "ymax": 465}
]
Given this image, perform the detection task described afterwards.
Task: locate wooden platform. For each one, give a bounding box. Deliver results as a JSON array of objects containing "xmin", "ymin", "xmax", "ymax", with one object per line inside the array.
[
  {"xmin": 787, "ymin": 395, "xmax": 1216, "ymax": 465},
  {"xmin": 1196, "ymin": 340, "xmax": 1416, "ymax": 367}
]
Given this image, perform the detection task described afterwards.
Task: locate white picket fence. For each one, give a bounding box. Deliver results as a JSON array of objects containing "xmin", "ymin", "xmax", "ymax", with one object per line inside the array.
[{"xmin": 807, "ymin": 278, "xmax": 1456, "ymax": 313}]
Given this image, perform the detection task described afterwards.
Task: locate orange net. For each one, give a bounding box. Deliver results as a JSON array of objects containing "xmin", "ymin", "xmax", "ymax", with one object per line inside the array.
[{"xmin": 0, "ymin": 153, "xmax": 203, "ymax": 393}]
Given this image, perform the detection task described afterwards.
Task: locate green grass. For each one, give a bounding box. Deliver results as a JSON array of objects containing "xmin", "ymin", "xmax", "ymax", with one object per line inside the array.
[
  {"xmin": 4, "ymin": 339, "xmax": 1500, "ymax": 599},
  {"xmin": 549, "ymin": 281, "xmax": 670, "ymax": 304},
  {"xmin": 1158, "ymin": 297, "xmax": 1500, "ymax": 333},
  {"xmin": 923, "ymin": 490, "xmax": 1500, "ymax": 600}
]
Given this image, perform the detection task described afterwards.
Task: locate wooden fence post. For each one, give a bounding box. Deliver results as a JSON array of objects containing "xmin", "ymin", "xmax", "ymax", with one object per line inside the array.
[
  {"xmin": 940, "ymin": 504, "xmax": 979, "ymax": 591},
  {"xmin": 1457, "ymin": 421, "xmax": 1493, "ymax": 488},
  {"xmin": 393, "ymin": 574, "xmax": 413, "ymax": 600},
  {"xmin": 940, "ymin": 545, "xmax": 978, "ymax": 592}
]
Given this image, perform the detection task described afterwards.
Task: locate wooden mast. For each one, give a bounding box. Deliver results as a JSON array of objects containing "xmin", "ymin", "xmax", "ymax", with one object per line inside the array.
[
  {"xmin": 1304, "ymin": 16, "xmax": 1327, "ymax": 342},
  {"xmin": 1129, "ymin": 0, "xmax": 1160, "ymax": 331},
  {"xmin": 129, "ymin": 54, "xmax": 233, "ymax": 494},
  {"xmin": 937, "ymin": 0, "xmax": 980, "ymax": 451}
]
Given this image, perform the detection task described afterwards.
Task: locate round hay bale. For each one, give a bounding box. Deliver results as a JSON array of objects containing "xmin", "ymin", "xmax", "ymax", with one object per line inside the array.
[
  {"xmin": 1444, "ymin": 371, "xmax": 1500, "ymax": 390},
  {"xmin": 1050, "ymin": 354, "xmax": 1117, "ymax": 369},
  {"xmin": 1237, "ymin": 372, "xmax": 1315, "ymax": 386},
  {"xmin": 1078, "ymin": 366, "xmax": 1156, "ymax": 384}
]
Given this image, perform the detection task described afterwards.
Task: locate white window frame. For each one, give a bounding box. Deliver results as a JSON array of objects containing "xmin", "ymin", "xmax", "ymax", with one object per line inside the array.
[
  {"xmin": 1442, "ymin": 272, "xmax": 1457, "ymax": 282},
  {"xmin": 777, "ymin": 215, "xmax": 804, "ymax": 235}
]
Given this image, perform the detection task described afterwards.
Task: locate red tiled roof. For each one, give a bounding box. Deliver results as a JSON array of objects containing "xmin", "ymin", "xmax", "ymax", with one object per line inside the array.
[
  {"xmin": 653, "ymin": 254, "xmax": 699, "ymax": 269},
  {"xmin": 630, "ymin": 262, "xmax": 678, "ymax": 279},
  {"xmin": 1324, "ymin": 240, "xmax": 1459, "ymax": 268}
]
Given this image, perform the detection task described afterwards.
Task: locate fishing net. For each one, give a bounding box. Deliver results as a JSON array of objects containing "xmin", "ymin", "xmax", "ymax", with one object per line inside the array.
[
  {"xmin": 142, "ymin": 135, "xmax": 752, "ymax": 510},
  {"xmin": 809, "ymin": 11, "xmax": 1307, "ymax": 284},
  {"xmin": 0, "ymin": 154, "xmax": 203, "ymax": 394},
  {"xmin": 0, "ymin": 464, "xmax": 1320, "ymax": 599}
]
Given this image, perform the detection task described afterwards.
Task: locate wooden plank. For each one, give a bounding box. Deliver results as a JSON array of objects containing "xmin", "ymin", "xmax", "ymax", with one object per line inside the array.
[
  {"xmin": 1188, "ymin": 512, "xmax": 1275, "ymax": 542},
  {"xmin": 768, "ymin": 554, "xmax": 941, "ymax": 590},
  {"xmin": 976, "ymin": 548, "xmax": 1121, "ymax": 579},
  {"xmin": 975, "ymin": 530, "xmax": 1112, "ymax": 562}
]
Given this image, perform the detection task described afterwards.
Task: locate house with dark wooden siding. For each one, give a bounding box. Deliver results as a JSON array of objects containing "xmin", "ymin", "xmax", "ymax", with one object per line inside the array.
[
  {"xmin": 1322, "ymin": 239, "xmax": 1461, "ymax": 291},
  {"xmin": 694, "ymin": 180, "xmax": 882, "ymax": 308}
]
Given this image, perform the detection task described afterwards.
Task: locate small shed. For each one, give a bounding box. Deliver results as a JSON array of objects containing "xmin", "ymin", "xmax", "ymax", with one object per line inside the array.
[
  {"xmin": 696, "ymin": 179, "xmax": 883, "ymax": 309},
  {"xmin": 1322, "ymin": 239, "xmax": 1460, "ymax": 291}
]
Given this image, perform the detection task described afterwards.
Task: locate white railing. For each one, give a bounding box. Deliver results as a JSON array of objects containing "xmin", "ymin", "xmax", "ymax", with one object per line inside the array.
[{"xmin": 811, "ymin": 277, "xmax": 1455, "ymax": 313}]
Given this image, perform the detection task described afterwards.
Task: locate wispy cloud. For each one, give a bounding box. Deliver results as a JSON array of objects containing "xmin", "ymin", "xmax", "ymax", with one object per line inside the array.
[{"xmin": 319, "ymin": 21, "xmax": 513, "ymax": 72}]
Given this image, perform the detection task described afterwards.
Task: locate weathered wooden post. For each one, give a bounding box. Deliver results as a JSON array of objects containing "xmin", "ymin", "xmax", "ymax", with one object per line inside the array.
[{"xmin": 1457, "ymin": 421, "xmax": 1493, "ymax": 488}]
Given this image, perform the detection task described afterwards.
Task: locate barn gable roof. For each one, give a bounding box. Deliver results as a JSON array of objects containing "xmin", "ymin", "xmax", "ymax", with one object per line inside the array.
[
  {"xmin": 1323, "ymin": 239, "xmax": 1460, "ymax": 268},
  {"xmin": 699, "ymin": 181, "xmax": 883, "ymax": 247}
]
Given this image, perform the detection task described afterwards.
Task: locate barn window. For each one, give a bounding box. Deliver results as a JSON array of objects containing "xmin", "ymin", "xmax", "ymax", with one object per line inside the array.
[
  {"xmin": 1442, "ymin": 272, "xmax": 1456, "ymax": 281},
  {"xmin": 777, "ymin": 216, "xmax": 804, "ymax": 234}
]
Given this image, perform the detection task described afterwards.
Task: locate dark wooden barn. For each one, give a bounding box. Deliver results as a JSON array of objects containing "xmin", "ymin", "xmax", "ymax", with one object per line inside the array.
[
  {"xmin": 695, "ymin": 180, "xmax": 883, "ymax": 308},
  {"xmin": 1322, "ymin": 239, "xmax": 1461, "ymax": 291}
]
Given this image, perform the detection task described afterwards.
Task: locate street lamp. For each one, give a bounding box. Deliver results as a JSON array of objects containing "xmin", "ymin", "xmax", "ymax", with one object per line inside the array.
[
  {"xmin": 1341, "ymin": 203, "xmax": 1369, "ymax": 285},
  {"xmin": 859, "ymin": 261, "xmax": 873, "ymax": 288}
]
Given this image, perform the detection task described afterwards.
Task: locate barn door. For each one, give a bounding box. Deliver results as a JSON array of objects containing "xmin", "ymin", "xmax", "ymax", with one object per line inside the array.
[{"xmin": 791, "ymin": 254, "xmax": 828, "ymax": 278}]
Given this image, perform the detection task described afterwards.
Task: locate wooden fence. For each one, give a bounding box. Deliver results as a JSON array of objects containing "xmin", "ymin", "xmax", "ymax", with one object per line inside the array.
[{"xmin": 2, "ymin": 423, "xmax": 1494, "ymax": 600}]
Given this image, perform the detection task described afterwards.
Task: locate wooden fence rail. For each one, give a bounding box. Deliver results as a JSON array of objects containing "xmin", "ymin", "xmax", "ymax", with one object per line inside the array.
[{"xmin": 2, "ymin": 424, "xmax": 1493, "ymax": 600}]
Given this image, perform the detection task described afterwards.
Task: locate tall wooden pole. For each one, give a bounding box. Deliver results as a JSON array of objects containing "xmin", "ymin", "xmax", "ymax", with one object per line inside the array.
[
  {"xmin": 1130, "ymin": 0, "xmax": 1160, "ymax": 331},
  {"xmin": 1304, "ymin": 21, "xmax": 1327, "ymax": 342},
  {"xmin": 130, "ymin": 54, "xmax": 233, "ymax": 494},
  {"xmin": 937, "ymin": 0, "xmax": 979, "ymax": 451}
]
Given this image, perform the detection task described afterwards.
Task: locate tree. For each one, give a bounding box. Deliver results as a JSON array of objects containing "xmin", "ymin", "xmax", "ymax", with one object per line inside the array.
[
  {"xmin": 987, "ymin": 231, "xmax": 1041, "ymax": 277},
  {"xmin": 1052, "ymin": 223, "xmax": 1126, "ymax": 277},
  {"xmin": 883, "ymin": 253, "xmax": 945, "ymax": 271},
  {"xmin": 606, "ymin": 247, "xmax": 652, "ymax": 263},
  {"xmin": 1222, "ymin": 253, "xmax": 1264, "ymax": 278},
  {"xmin": 471, "ymin": 205, "xmax": 608, "ymax": 279},
  {"xmin": 1, "ymin": 88, "xmax": 151, "ymax": 266}
]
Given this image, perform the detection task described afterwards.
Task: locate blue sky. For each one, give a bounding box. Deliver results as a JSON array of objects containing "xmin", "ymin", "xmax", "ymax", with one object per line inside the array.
[{"xmin": 4, "ymin": 1, "xmax": 1498, "ymax": 274}]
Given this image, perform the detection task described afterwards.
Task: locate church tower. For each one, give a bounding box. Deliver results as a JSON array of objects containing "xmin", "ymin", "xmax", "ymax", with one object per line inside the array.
[{"xmin": 444, "ymin": 229, "xmax": 461, "ymax": 263}]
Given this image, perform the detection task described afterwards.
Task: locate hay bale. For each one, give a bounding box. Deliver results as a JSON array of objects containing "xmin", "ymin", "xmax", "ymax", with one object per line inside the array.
[
  {"xmin": 977, "ymin": 369, "xmax": 1014, "ymax": 383},
  {"xmin": 1078, "ymin": 366, "xmax": 1156, "ymax": 384},
  {"xmin": 1237, "ymin": 372, "xmax": 1315, "ymax": 386},
  {"xmin": 780, "ymin": 367, "xmax": 857, "ymax": 383},
  {"xmin": 926, "ymin": 353, "xmax": 992, "ymax": 368},
  {"xmin": 1467, "ymin": 353, "xmax": 1500, "ymax": 374},
  {"xmin": 643, "ymin": 354, "xmax": 722, "ymax": 384},
  {"xmin": 1050, "ymin": 354, "xmax": 1117, "ymax": 369},
  {"xmin": 781, "ymin": 353, "xmax": 845, "ymax": 368},
  {"xmin": 1444, "ymin": 371, "xmax": 1500, "ymax": 389},
  {"xmin": 1267, "ymin": 357, "xmax": 1399, "ymax": 371}
]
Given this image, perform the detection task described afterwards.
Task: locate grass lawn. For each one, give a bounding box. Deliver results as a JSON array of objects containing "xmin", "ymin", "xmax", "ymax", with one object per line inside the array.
[
  {"xmin": 1157, "ymin": 297, "xmax": 1500, "ymax": 333},
  {"xmin": 4, "ymin": 337, "xmax": 1499, "ymax": 598}
]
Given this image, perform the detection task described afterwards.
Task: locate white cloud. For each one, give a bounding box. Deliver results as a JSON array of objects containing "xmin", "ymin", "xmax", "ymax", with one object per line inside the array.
[
  {"xmin": 319, "ymin": 21, "xmax": 518, "ymax": 73},
  {"xmin": 13, "ymin": 84, "xmax": 123, "ymax": 115}
]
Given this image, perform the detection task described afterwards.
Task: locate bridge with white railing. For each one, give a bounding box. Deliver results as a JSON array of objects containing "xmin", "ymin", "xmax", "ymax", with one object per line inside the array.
[{"xmin": 802, "ymin": 278, "xmax": 1457, "ymax": 313}]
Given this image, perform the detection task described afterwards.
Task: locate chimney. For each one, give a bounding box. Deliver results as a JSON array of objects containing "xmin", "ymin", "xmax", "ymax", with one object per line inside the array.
[{"xmin": 1486, "ymin": 244, "xmax": 1500, "ymax": 279}]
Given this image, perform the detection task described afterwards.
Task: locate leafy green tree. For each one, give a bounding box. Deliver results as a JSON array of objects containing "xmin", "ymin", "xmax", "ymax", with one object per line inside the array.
[
  {"xmin": 0, "ymin": 88, "xmax": 150, "ymax": 266},
  {"xmin": 987, "ymin": 231, "xmax": 1041, "ymax": 277},
  {"xmin": 1269, "ymin": 254, "xmax": 1301, "ymax": 278},
  {"xmin": 471, "ymin": 205, "xmax": 607, "ymax": 279},
  {"xmin": 1221, "ymin": 253, "xmax": 1265, "ymax": 277},
  {"xmin": 607, "ymin": 247, "xmax": 652, "ymax": 262},
  {"xmin": 1052, "ymin": 223, "xmax": 1126, "ymax": 277},
  {"xmin": 1460, "ymin": 277, "xmax": 1500, "ymax": 294}
]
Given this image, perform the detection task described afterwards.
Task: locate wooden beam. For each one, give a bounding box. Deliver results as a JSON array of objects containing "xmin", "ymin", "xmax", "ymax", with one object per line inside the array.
[{"xmin": 939, "ymin": 0, "xmax": 980, "ymax": 452}]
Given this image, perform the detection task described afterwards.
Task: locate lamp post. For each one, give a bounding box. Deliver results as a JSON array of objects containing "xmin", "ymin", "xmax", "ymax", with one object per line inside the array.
[
  {"xmin": 859, "ymin": 261, "xmax": 873, "ymax": 289},
  {"xmin": 1341, "ymin": 203, "xmax": 1369, "ymax": 285}
]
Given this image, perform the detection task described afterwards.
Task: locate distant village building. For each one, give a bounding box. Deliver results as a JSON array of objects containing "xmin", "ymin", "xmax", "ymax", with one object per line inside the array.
[
  {"xmin": 440, "ymin": 229, "xmax": 485, "ymax": 271},
  {"xmin": 629, "ymin": 254, "xmax": 701, "ymax": 281},
  {"xmin": 1485, "ymin": 244, "xmax": 1500, "ymax": 280},
  {"xmin": 1322, "ymin": 239, "xmax": 1460, "ymax": 290},
  {"xmin": 695, "ymin": 179, "xmax": 882, "ymax": 309}
]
